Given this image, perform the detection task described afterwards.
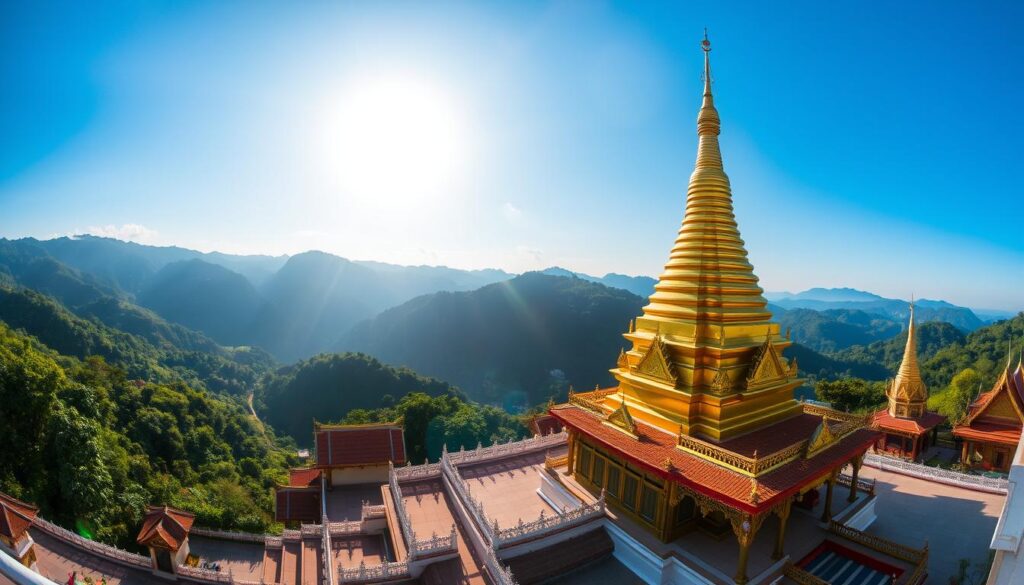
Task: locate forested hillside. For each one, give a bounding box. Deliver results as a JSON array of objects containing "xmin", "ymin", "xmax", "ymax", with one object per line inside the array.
[
  {"xmin": 0, "ymin": 285, "xmax": 271, "ymax": 396},
  {"xmin": 0, "ymin": 322, "xmax": 294, "ymax": 547},
  {"xmin": 259, "ymin": 352, "xmax": 466, "ymax": 443},
  {"xmin": 338, "ymin": 273, "xmax": 646, "ymax": 409}
]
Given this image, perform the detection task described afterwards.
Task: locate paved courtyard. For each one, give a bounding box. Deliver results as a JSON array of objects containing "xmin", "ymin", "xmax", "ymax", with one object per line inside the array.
[
  {"xmin": 187, "ymin": 535, "xmax": 264, "ymax": 580},
  {"xmin": 30, "ymin": 530, "xmax": 155, "ymax": 585},
  {"xmin": 325, "ymin": 483, "xmax": 383, "ymax": 522},
  {"xmin": 458, "ymin": 451, "xmax": 557, "ymax": 528},
  {"xmin": 860, "ymin": 465, "xmax": 1004, "ymax": 584},
  {"xmin": 331, "ymin": 534, "xmax": 388, "ymax": 569},
  {"xmin": 400, "ymin": 479, "xmax": 486, "ymax": 585}
]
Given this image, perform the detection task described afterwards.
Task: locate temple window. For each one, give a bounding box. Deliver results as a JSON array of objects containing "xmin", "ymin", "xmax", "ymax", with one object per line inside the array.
[
  {"xmin": 579, "ymin": 446, "xmax": 592, "ymax": 478},
  {"xmin": 623, "ymin": 473, "xmax": 639, "ymax": 510},
  {"xmin": 640, "ymin": 485, "xmax": 659, "ymax": 521},
  {"xmin": 593, "ymin": 457, "xmax": 606, "ymax": 487},
  {"xmin": 607, "ymin": 464, "xmax": 622, "ymax": 498}
]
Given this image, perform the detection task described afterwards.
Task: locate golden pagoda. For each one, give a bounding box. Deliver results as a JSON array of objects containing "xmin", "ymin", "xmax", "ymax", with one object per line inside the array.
[
  {"xmin": 609, "ymin": 32, "xmax": 801, "ymax": 442},
  {"xmin": 871, "ymin": 303, "xmax": 945, "ymax": 459},
  {"xmin": 550, "ymin": 34, "xmax": 879, "ymax": 584}
]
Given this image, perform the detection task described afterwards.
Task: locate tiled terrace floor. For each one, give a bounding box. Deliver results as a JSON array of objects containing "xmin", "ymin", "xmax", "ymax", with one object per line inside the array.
[
  {"xmin": 860, "ymin": 464, "xmax": 1004, "ymax": 584},
  {"xmin": 458, "ymin": 449, "xmax": 562, "ymax": 528},
  {"xmin": 400, "ymin": 479, "xmax": 486, "ymax": 585},
  {"xmin": 30, "ymin": 530, "xmax": 157, "ymax": 585},
  {"xmin": 331, "ymin": 534, "xmax": 388, "ymax": 570},
  {"xmin": 325, "ymin": 483, "xmax": 384, "ymax": 522},
  {"xmin": 187, "ymin": 535, "xmax": 264, "ymax": 580}
]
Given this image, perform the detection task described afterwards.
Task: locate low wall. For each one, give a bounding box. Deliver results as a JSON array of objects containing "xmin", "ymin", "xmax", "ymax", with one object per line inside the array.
[{"xmin": 864, "ymin": 453, "xmax": 1009, "ymax": 494}]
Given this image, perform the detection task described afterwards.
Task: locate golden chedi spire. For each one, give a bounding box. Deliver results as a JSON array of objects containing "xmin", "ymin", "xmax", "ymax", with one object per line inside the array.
[
  {"xmin": 642, "ymin": 30, "xmax": 772, "ymax": 328},
  {"xmin": 887, "ymin": 301, "xmax": 928, "ymax": 417},
  {"xmin": 608, "ymin": 32, "xmax": 802, "ymax": 442}
]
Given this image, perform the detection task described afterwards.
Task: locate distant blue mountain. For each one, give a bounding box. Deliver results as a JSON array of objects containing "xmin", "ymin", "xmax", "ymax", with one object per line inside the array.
[{"xmin": 540, "ymin": 266, "xmax": 656, "ymax": 298}]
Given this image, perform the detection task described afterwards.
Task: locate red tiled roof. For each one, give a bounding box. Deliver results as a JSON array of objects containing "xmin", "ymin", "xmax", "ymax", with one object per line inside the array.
[
  {"xmin": 530, "ymin": 414, "xmax": 564, "ymax": 437},
  {"xmin": 315, "ymin": 425, "xmax": 406, "ymax": 467},
  {"xmin": 0, "ymin": 492, "xmax": 38, "ymax": 541},
  {"xmin": 953, "ymin": 421, "xmax": 1022, "ymax": 445},
  {"xmin": 136, "ymin": 506, "xmax": 194, "ymax": 551},
  {"xmin": 275, "ymin": 489, "xmax": 321, "ymax": 523},
  {"xmin": 550, "ymin": 405, "xmax": 878, "ymax": 515},
  {"xmin": 288, "ymin": 467, "xmax": 322, "ymax": 487},
  {"xmin": 872, "ymin": 410, "xmax": 946, "ymax": 435}
]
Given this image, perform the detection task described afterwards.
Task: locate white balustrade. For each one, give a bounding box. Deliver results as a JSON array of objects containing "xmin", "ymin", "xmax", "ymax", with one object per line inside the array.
[
  {"xmin": 32, "ymin": 517, "xmax": 150, "ymax": 569},
  {"xmin": 864, "ymin": 453, "xmax": 1009, "ymax": 493},
  {"xmin": 189, "ymin": 526, "xmax": 268, "ymax": 543},
  {"xmin": 175, "ymin": 564, "xmax": 233, "ymax": 583},
  {"xmin": 482, "ymin": 547, "xmax": 519, "ymax": 585},
  {"xmin": 360, "ymin": 503, "xmax": 386, "ymax": 520},
  {"xmin": 441, "ymin": 448, "xmax": 603, "ymax": 549},
  {"xmin": 411, "ymin": 525, "xmax": 457, "ymax": 557},
  {"xmin": 338, "ymin": 560, "xmax": 410, "ymax": 583},
  {"xmin": 393, "ymin": 461, "xmax": 441, "ymax": 481},
  {"xmin": 327, "ymin": 521, "xmax": 363, "ymax": 536},
  {"xmin": 447, "ymin": 432, "xmax": 567, "ymax": 466}
]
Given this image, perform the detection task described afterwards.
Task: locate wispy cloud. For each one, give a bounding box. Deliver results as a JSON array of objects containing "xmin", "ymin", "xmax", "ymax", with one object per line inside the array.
[
  {"xmin": 502, "ymin": 202, "xmax": 523, "ymax": 224},
  {"xmin": 83, "ymin": 223, "xmax": 160, "ymax": 244}
]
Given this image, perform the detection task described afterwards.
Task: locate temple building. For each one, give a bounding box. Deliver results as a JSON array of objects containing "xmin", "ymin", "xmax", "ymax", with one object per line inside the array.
[
  {"xmin": 548, "ymin": 34, "xmax": 879, "ymax": 585},
  {"xmin": 870, "ymin": 305, "xmax": 946, "ymax": 460},
  {"xmin": 953, "ymin": 355, "xmax": 1024, "ymax": 473},
  {"xmin": 0, "ymin": 493, "xmax": 38, "ymax": 571},
  {"xmin": 136, "ymin": 505, "xmax": 194, "ymax": 576}
]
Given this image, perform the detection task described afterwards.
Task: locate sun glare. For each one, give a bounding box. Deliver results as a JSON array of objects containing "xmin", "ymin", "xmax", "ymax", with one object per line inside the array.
[{"xmin": 323, "ymin": 74, "xmax": 470, "ymax": 208}]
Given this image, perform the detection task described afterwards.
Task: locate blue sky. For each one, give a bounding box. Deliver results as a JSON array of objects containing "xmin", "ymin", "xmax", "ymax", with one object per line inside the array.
[{"xmin": 2, "ymin": 1, "xmax": 1022, "ymax": 310}]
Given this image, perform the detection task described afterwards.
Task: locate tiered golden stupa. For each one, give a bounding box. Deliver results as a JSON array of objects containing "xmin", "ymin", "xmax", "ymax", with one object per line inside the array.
[
  {"xmin": 610, "ymin": 32, "xmax": 801, "ymax": 441},
  {"xmin": 871, "ymin": 304, "xmax": 945, "ymax": 460},
  {"xmin": 551, "ymin": 34, "xmax": 878, "ymax": 583}
]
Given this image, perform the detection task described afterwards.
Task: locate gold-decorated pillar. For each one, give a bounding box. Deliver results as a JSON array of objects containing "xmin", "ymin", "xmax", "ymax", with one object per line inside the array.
[
  {"xmin": 820, "ymin": 470, "xmax": 837, "ymax": 523},
  {"xmin": 566, "ymin": 429, "xmax": 576, "ymax": 474},
  {"xmin": 731, "ymin": 513, "xmax": 762, "ymax": 585},
  {"xmin": 772, "ymin": 498, "xmax": 793, "ymax": 560},
  {"xmin": 847, "ymin": 456, "xmax": 862, "ymax": 503}
]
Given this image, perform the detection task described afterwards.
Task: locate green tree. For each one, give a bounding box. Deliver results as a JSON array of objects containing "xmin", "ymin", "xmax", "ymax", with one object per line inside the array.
[
  {"xmin": 933, "ymin": 368, "xmax": 982, "ymax": 424},
  {"xmin": 814, "ymin": 378, "xmax": 887, "ymax": 413}
]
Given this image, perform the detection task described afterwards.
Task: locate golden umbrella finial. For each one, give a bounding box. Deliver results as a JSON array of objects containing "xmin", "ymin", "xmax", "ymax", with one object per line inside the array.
[{"xmin": 702, "ymin": 28, "xmax": 711, "ymax": 52}]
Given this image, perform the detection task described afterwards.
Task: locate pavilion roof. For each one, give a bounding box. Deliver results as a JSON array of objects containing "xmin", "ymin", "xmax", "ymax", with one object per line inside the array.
[
  {"xmin": 314, "ymin": 422, "xmax": 406, "ymax": 467},
  {"xmin": 529, "ymin": 414, "xmax": 564, "ymax": 437},
  {"xmin": 872, "ymin": 409, "xmax": 946, "ymax": 435},
  {"xmin": 287, "ymin": 467, "xmax": 322, "ymax": 488},
  {"xmin": 0, "ymin": 492, "xmax": 38, "ymax": 542},
  {"xmin": 275, "ymin": 489, "xmax": 321, "ymax": 523},
  {"xmin": 550, "ymin": 404, "xmax": 877, "ymax": 515},
  {"xmin": 953, "ymin": 421, "xmax": 1022, "ymax": 446},
  {"xmin": 136, "ymin": 506, "xmax": 194, "ymax": 551}
]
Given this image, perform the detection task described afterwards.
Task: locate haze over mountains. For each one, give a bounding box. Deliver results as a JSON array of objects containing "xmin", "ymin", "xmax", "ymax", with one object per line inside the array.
[{"xmin": 1, "ymin": 234, "xmax": 1019, "ymax": 411}]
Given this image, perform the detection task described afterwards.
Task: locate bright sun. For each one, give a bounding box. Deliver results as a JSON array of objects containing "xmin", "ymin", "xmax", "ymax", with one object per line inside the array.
[{"xmin": 325, "ymin": 74, "xmax": 469, "ymax": 206}]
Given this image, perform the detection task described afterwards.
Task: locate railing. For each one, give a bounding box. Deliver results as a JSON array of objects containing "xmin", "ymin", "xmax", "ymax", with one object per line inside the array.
[
  {"xmin": 300, "ymin": 523, "xmax": 322, "ymax": 536},
  {"xmin": 446, "ymin": 432, "xmax": 568, "ymax": 466},
  {"xmin": 190, "ymin": 526, "xmax": 268, "ymax": 543},
  {"xmin": 544, "ymin": 453, "xmax": 568, "ymax": 469},
  {"xmin": 677, "ymin": 432, "xmax": 808, "ymax": 476},
  {"xmin": 441, "ymin": 451, "xmax": 603, "ymax": 549},
  {"xmin": 864, "ymin": 452, "xmax": 1009, "ymax": 494},
  {"xmin": 265, "ymin": 536, "xmax": 283, "ymax": 548},
  {"xmin": 176, "ymin": 564, "xmax": 233, "ymax": 583},
  {"xmin": 410, "ymin": 525, "xmax": 457, "ymax": 557},
  {"xmin": 388, "ymin": 462, "xmax": 458, "ymax": 559},
  {"xmin": 361, "ymin": 503, "xmax": 386, "ymax": 519},
  {"xmin": 388, "ymin": 462, "xmax": 417, "ymax": 555},
  {"xmin": 328, "ymin": 521, "xmax": 363, "ymax": 536},
  {"xmin": 337, "ymin": 560, "xmax": 410, "ymax": 583},
  {"xmin": 837, "ymin": 473, "xmax": 876, "ymax": 496},
  {"xmin": 32, "ymin": 517, "xmax": 150, "ymax": 569},
  {"xmin": 322, "ymin": 514, "xmax": 336, "ymax": 585},
  {"xmin": 281, "ymin": 529, "xmax": 302, "ymax": 541},
  {"xmin": 782, "ymin": 563, "xmax": 830, "ymax": 585},
  {"xmin": 827, "ymin": 521, "xmax": 928, "ymax": 564},
  {"xmin": 482, "ymin": 547, "xmax": 519, "ymax": 585},
  {"xmin": 802, "ymin": 403, "xmax": 863, "ymax": 422},
  {"xmin": 393, "ymin": 461, "xmax": 441, "ymax": 481}
]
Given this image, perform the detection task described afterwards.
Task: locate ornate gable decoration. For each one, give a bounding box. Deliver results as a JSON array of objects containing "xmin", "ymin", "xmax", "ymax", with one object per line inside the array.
[
  {"xmin": 635, "ymin": 335, "xmax": 678, "ymax": 386},
  {"xmin": 806, "ymin": 416, "xmax": 836, "ymax": 458},
  {"xmin": 710, "ymin": 368, "xmax": 734, "ymax": 395},
  {"xmin": 604, "ymin": 400, "xmax": 638, "ymax": 437},
  {"xmin": 616, "ymin": 348, "xmax": 629, "ymax": 369},
  {"xmin": 746, "ymin": 334, "xmax": 789, "ymax": 389}
]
